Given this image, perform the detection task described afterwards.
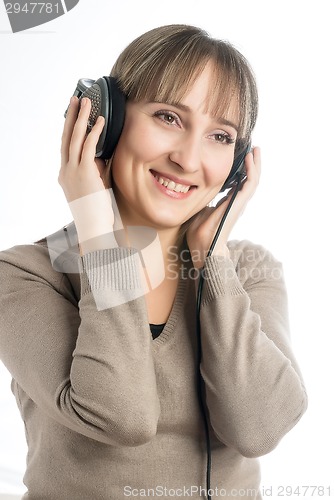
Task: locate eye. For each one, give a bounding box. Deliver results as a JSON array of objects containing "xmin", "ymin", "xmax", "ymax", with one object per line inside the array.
[
  {"xmin": 153, "ymin": 110, "xmax": 180, "ymax": 126},
  {"xmin": 210, "ymin": 132, "xmax": 235, "ymax": 145}
]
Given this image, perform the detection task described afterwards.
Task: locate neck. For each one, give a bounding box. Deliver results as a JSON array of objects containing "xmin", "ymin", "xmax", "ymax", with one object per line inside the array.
[
  {"xmin": 113, "ymin": 223, "xmax": 184, "ymax": 284},
  {"xmin": 157, "ymin": 226, "xmax": 182, "ymax": 257},
  {"xmin": 115, "ymin": 211, "xmax": 184, "ymax": 263}
]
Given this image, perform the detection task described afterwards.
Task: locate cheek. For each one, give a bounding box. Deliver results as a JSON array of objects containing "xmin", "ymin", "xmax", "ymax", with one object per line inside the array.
[
  {"xmin": 205, "ymin": 155, "xmax": 234, "ymax": 190},
  {"xmin": 111, "ymin": 121, "xmax": 147, "ymax": 186},
  {"xmin": 114, "ymin": 116, "xmax": 166, "ymax": 166}
]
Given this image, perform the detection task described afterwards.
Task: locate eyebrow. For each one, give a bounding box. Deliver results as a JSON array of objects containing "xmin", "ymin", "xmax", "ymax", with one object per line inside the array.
[{"xmin": 150, "ymin": 100, "xmax": 239, "ymax": 133}]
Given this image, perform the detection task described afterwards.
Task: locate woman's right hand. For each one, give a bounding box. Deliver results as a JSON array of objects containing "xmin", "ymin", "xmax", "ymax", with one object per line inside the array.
[
  {"xmin": 59, "ymin": 96, "xmax": 107, "ymax": 202},
  {"xmin": 59, "ymin": 96, "xmax": 117, "ymax": 254}
]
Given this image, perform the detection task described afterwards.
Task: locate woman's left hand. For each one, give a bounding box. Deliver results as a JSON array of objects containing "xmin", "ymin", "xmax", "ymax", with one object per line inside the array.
[{"xmin": 186, "ymin": 147, "xmax": 261, "ymax": 268}]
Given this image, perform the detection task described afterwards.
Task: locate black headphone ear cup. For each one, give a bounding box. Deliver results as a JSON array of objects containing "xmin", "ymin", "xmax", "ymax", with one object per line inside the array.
[
  {"xmin": 80, "ymin": 76, "xmax": 126, "ymax": 159},
  {"xmin": 99, "ymin": 77, "xmax": 126, "ymax": 159},
  {"xmin": 220, "ymin": 142, "xmax": 251, "ymax": 192}
]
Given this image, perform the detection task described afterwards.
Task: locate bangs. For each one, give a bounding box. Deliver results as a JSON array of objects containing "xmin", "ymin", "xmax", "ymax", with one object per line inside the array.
[{"xmin": 133, "ymin": 58, "xmax": 241, "ymax": 130}]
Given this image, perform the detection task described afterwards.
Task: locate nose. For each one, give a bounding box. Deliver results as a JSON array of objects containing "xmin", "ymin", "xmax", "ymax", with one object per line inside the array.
[{"xmin": 168, "ymin": 133, "xmax": 202, "ymax": 173}]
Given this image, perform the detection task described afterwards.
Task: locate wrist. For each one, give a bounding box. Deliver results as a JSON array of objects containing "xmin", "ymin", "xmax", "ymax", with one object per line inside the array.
[
  {"xmin": 69, "ymin": 189, "xmax": 117, "ymax": 252},
  {"xmin": 211, "ymin": 244, "xmax": 230, "ymax": 259},
  {"xmin": 189, "ymin": 244, "xmax": 230, "ymax": 269}
]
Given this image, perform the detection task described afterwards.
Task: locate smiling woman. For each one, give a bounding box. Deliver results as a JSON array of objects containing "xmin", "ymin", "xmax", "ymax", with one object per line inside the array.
[{"xmin": 0, "ymin": 24, "xmax": 307, "ymax": 500}]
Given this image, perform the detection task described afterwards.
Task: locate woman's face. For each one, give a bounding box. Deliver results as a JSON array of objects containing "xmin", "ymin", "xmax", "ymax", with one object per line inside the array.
[{"xmin": 111, "ymin": 62, "xmax": 239, "ymax": 230}]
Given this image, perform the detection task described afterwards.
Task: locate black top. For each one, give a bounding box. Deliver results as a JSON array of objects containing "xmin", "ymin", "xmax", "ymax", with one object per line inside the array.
[{"xmin": 149, "ymin": 323, "xmax": 165, "ymax": 340}]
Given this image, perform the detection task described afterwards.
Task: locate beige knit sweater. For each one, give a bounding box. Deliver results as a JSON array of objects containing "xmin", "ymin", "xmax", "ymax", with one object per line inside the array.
[{"xmin": 0, "ymin": 226, "xmax": 307, "ymax": 500}]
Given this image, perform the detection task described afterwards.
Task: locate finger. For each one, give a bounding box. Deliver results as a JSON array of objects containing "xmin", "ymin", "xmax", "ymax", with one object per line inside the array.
[
  {"xmin": 245, "ymin": 146, "xmax": 261, "ymax": 183},
  {"xmin": 234, "ymin": 147, "xmax": 261, "ymax": 201},
  {"xmin": 81, "ymin": 115, "xmax": 105, "ymax": 167},
  {"xmin": 68, "ymin": 97, "xmax": 93, "ymax": 166},
  {"xmin": 222, "ymin": 147, "xmax": 261, "ymax": 222},
  {"xmin": 252, "ymin": 146, "xmax": 261, "ymax": 169},
  {"xmin": 60, "ymin": 96, "xmax": 80, "ymax": 167}
]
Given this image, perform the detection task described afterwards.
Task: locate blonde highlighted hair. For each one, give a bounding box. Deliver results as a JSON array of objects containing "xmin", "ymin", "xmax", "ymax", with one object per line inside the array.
[{"xmin": 110, "ymin": 24, "xmax": 258, "ymax": 152}]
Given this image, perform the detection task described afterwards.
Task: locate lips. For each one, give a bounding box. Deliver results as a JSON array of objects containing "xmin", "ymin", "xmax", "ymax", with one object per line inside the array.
[{"xmin": 150, "ymin": 170, "xmax": 197, "ymax": 194}]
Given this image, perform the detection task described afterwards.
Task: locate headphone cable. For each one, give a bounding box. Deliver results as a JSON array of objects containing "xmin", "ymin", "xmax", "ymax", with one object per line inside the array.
[{"xmin": 196, "ymin": 174, "xmax": 243, "ymax": 500}]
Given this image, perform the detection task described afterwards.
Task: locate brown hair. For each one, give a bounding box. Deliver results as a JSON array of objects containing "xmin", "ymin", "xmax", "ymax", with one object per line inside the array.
[{"xmin": 110, "ymin": 24, "xmax": 258, "ymax": 152}]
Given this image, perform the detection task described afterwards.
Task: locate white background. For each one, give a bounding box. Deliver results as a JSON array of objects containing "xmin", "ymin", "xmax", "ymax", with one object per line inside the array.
[{"xmin": 0, "ymin": 0, "xmax": 333, "ymax": 497}]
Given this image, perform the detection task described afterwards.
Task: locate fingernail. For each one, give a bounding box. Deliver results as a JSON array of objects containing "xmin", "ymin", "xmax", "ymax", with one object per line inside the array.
[{"xmin": 81, "ymin": 98, "xmax": 87, "ymax": 107}]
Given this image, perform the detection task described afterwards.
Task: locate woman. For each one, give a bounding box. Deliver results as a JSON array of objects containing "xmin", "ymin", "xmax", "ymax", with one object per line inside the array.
[{"xmin": 0, "ymin": 25, "xmax": 307, "ymax": 500}]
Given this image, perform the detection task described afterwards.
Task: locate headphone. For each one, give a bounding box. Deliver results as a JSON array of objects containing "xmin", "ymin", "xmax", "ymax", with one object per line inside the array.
[{"xmin": 65, "ymin": 77, "xmax": 251, "ymax": 192}]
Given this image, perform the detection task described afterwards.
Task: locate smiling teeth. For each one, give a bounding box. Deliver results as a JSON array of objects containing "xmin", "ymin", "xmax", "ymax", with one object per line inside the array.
[{"xmin": 154, "ymin": 175, "xmax": 191, "ymax": 193}]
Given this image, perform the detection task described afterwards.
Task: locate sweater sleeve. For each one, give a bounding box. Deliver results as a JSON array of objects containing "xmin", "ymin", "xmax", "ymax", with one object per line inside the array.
[
  {"xmin": 199, "ymin": 241, "xmax": 307, "ymax": 458},
  {"xmin": 0, "ymin": 244, "xmax": 160, "ymax": 446}
]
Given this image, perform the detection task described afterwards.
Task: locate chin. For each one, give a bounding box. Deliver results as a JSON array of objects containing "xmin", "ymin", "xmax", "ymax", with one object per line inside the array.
[{"xmin": 149, "ymin": 205, "xmax": 195, "ymax": 228}]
